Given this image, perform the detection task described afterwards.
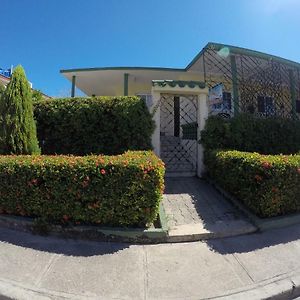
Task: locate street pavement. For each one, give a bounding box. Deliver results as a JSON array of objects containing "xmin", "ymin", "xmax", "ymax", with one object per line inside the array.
[{"xmin": 1, "ymin": 222, "xmax": 300, "ymax": 299}]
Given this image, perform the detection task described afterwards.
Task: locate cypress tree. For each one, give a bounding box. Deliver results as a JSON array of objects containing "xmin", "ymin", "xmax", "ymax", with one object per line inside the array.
[
  {"xmin": 0, "ymin": 65, "xmax": 40, "ymax": 154},
  {"xmin": 0, "ymin": 82, "xmax": 5, "ymax": 97}
]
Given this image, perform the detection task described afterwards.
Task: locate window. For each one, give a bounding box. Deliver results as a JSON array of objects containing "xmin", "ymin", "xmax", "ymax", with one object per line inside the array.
[
  {"xmin": 136, "ymin": 94, "xmax": 153, "ymax": 108},
  {"xmin": 296, "ymin": 100, "xmax": 300, "ymax": 113},
  {"xmin": 257, "ymin": 96, "xmax": 275, "ymax": 116},
  {"xmin": 222, "ymin": 92, "xmax": 232, "ymax": 110}
]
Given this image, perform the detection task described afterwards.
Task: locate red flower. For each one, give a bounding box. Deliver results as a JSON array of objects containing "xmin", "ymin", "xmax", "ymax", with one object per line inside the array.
[
  {"xmin": 31, "ymin": 178, "xmax": 38, "ymax": 184},
  {"xmin": 62, "ymin": 215, "xmax": 69, "ymax": 221},
  {"xmin": 262, "ymin": 162, "xmax": 271, "ymax": 169},
  {"xmin": 100, "ymin": 169, "xmax": 106, "ymax": 175},
  {"xmin": 254, "ymin": 175, "xmax": 263, "ymax": 181},
  {"xmin": 297, "ymin": 168, "xmax": 300, "ymax": 174}
]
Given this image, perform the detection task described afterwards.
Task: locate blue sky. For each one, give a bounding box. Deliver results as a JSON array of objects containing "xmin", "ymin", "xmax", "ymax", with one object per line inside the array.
[{"xmin": 1, "ymin": 0, "xmax": 300, "ymax": 97}]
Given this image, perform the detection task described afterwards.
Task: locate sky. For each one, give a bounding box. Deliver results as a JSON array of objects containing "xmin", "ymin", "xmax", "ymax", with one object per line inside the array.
[{"xmin": 1, "ymin": 0, "xmax": 300, "ymax": 97}]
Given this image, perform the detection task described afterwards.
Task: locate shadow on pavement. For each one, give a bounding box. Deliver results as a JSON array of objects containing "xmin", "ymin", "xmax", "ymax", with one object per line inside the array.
[
  {"xmin": 164, "ymin": 177, "xmax": 249, "ymax": 233},
  {"xmin": 207, "ymin": 224, "xmax": 300, "ymax": 254},
  {"xmin": 0, "ymin": 227, "xmax": 130, "ymax": 257}
]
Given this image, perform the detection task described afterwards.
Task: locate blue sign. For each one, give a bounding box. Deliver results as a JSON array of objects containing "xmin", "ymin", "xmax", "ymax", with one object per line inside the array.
[{"xmin": 0, "ymin": 67, "xmax": 12, "ymax": 78}]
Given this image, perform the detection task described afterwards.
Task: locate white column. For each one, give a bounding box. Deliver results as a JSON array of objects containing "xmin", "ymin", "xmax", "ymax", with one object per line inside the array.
[
  {"xmin": 197, "ymin": 92, "xmax": 209, "ymax": 177},
  {"xmin": 150, "ymin": 89, "xmax": 161, "ymax": 157}
]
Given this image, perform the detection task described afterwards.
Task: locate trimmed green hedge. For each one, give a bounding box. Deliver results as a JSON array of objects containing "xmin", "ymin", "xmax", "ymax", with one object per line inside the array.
[
  {"xmin": 205, "ymin": 150, "xmax": 300, "ymax": 218},
  {"xmin": 201, "ymin": 114, "xmax": 300, "ymax": 154},
  {"xmin": 0, "ymin": 151, "xmax": 165, "ymax": 227},
  {"xmin": 34, "ymin": 96, "xmax": 154, "ymax": 155}
]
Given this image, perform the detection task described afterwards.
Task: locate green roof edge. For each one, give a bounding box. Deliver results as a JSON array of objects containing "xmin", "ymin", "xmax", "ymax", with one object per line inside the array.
[
  {"xmin": 186, "ymin": 42, "xmax": 300, "ymax": 70},
  {"xmin": 60, "ymin": 42, "xmax": 300, "ymax": 74},
  {"xmin": 60, "ymin": 66, "xmax": 186, "ymax": 74}
]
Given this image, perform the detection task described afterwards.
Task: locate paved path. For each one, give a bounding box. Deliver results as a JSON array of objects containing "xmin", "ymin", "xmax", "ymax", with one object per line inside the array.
[
  {"xmin": 1, "ymin": 224, "xmax": 300, "ymax": 299},
  {"xmin": 162, "ymin": 177, "xmax": 256, "ymax": 240}
]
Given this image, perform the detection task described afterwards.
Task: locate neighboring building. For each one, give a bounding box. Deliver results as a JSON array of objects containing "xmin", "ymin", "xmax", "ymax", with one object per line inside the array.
[
  {"xmin": 61, "ymin": 42, "xmax": 300, "ymax": 119},
  {"xmin": 0, "ymin": 67, "xmax": 12, "ymax": 86},
  {"xmin": 0, "ymin": 66, "xmax": 50, "ymax": 99},
  {"xmin": 0, "ymin": 73, "xmax": 10, "ymax": 86}
]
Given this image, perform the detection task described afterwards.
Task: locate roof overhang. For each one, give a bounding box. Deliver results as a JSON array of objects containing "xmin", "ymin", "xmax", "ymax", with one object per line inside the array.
[
  {"xmin": 60, "ymin": 42, "xmax": 300, "ymax": 96},
  {"xmin": 60, "ymin": 67, "xmax": 190, "ymax": 96}
]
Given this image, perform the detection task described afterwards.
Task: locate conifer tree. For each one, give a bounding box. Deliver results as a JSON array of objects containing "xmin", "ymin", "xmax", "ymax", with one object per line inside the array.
[
  {"xmin": 0, "ymin": 82, "xmax": 5, "ymax": 97},
  {"xmin": 0, "ymin": 65, "xmax": 40, "ymax": 154}
]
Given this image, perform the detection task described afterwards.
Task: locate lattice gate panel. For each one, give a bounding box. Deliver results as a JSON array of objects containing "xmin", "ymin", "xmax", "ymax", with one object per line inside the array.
[{"xmin": 160, "ymin": 94, "xmax": 198, "ymax": 173}]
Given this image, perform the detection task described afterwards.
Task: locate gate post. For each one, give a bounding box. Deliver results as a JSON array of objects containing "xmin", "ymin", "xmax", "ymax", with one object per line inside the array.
[
  {"xmin": 150, "ymin": 89, "xmax": 161, "ymax": 157},
  {"xmin": 197, "ymin": 92, "xmax": 209, "ymax": 177}
]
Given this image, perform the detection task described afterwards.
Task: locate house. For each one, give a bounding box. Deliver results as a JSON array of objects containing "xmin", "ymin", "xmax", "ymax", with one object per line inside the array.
[
  {"xmin": 0, "ymin": 67, "xmax": 12, "ymax": 87},
  {"xmin": 60, "ymin": 43, "xmax": 300, "ymax": 176},
  {"xmin": 61, "ymin": 42, "xmax": 300, "ymax": 119},
  {"xmin": 0, "ymin": 66, "xmax": 51, "ymax": 100}
]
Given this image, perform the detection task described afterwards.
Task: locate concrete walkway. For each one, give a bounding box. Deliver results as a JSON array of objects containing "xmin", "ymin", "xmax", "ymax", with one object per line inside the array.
[
  {"xmin": 1, "ymin": 224, "xmax": 300, "ymax": 299},
  {"xmin": 162, "ymin": 178, "xmax": 256, "ymax": 241}
]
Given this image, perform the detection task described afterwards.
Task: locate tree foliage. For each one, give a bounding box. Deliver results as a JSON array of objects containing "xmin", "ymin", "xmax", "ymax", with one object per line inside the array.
[
  {"xmin": 32, "ymin": 89, "xmax": 44, "ymax": 102},
  {"xmin": 0, "ymin": 65, "xmax": 40, "ymax": 154}
]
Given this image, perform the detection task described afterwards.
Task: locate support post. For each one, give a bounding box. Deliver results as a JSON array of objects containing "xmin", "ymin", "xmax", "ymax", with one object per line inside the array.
[
  {"xmin": 71, "ymin": 75, "xmax": 76, "ymax": 98},
  {"xmin": 150, "ymin": 89, "xmax": 161, "ymax": 157},
  {"xmin": 197, "ymin": 93, "xmax": 209, "ymax": 178},
  {"xmin": 288, "ymin": 69, "xmax": 297, "ymax": 119},
  {"xmin": 124, "ymin": 73, "xmax": 129, "ymax": 96},
  {"xmin": 230, "ymin": 55, "xmax": 239, "ymax": 115}
]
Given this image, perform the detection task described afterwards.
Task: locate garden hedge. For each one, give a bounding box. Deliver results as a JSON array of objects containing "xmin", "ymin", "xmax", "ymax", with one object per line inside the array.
[
  {"xmin": 205, "ymin": 150, "xmax": 300, "ymax": 218},
  {"xmin": 201, "ymin": 114, "xmax": 300, "ymax": 154},
  {"xmin": 34, "ymin": 96, "xmax": 154, "ymax": 155},
  {"xmin": 0, "ymin": 151, "xmax": 165, "ymax": 227}
]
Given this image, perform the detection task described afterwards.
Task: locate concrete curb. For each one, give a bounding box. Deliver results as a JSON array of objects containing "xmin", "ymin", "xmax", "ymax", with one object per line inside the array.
[
  {"xmin": 0, "ymin": 203, "xmax": 169, "ymax": 245},
  {"xmin": 166, "ymin": 219, "xmax": 257, "ymax": 243},
  {"xmin": 1, "ymin": 269, "xmax": 300, "ymax": 300},
  {"xmin": 0, "ymin": 200, "xmax": 258, "ymax": 244},
  {"xmin": 212, "ymin": 270, "xmax": 300, "ymax": 300},
  {"xmin": 206, "ymin": 177, "xmax": 300, "ymax": 232}
]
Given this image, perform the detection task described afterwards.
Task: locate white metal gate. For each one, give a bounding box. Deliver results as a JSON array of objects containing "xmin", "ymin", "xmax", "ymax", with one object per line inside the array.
[{"xmin": 160, "ymin": 94, "xmax": 198, "ymax": 174}]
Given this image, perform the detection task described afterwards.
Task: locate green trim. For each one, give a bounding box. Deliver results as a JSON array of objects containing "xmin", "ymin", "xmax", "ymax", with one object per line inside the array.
[
  {"xmin": 123, "ymin": 73, "xmax": 129, "ymax": 96},
  {"xmin": 60, "ymin": 66, "xmax": 185, "ymax": 74},
  {"xmin": 61, "ymin": 42, "xmax": 300, "ymax": 76},
  {"xmin": 152, "ymin": 80, "xmax": 206, "ymax": 89},
  {"xmin": 289, "ymin": 69, "xmax": 297, "ymax": 119},
  {"xmin": 158, "ymin": 203, "xmax": 169, "ymax": 231},
  {"xmin": 187, "ymin": 42, "xmax": 300, "ymax": 70},
  {"xmin": 71, "ymin": 75, "xmax": 76, "ymax": 98},
  {"xmin": 230, "ymin": 55, "xmax": 239, "ymax": 115},
  {"xmin": 185, "ymin": 46, "xmax": 209, "ymax": 70}
]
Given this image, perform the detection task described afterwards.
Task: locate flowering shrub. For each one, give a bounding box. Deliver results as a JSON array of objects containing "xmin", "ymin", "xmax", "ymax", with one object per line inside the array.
[
  {"xmin": 0, "ymin": 151, "xmax": 165, "ymax": 227},
  {"xmin": 34, "ymin": 96, "xmax": 154, "ymax": 155},
  {"xmin": 205, "ymin": 150, "xmax": 300, "ymax": 217}
]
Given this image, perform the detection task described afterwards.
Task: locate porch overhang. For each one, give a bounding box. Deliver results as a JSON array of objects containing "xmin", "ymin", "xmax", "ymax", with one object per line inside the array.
[{"xmin": 60, "ymin": 67, "xmax": 203, "ymax": 97}]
